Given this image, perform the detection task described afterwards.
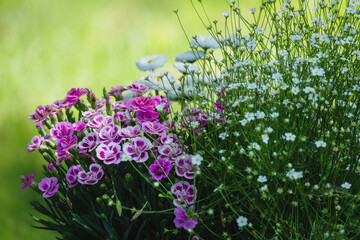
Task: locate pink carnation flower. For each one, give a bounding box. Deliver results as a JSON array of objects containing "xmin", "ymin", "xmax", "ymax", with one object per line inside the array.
[
  {"xmin": 50, "ymin": 122, "xmax": 74, "ymax": 142},
  {"xmin": 38, "ymin": 177, "xmax": 59, "ymax": 198},
  {"xmin": 66, "ymin": 165, "xmax": 82, "ymax": 188},
  {"xmin": 171, "ymin": 181, "xmax": 196, "ymax": 207},
  {"xmin": 131, "ymin": 97, "xmax": 155, "ymax": 112},
  {"xmin": 96, "ymin": 142, "xmax": 122, "ymax": 164},
  {"xmin": 175, "ymin": 155, "xmax": 199, "ymax": 179},
  {"xmin": 174, "ymin": 206, "xmax": 198, "ymax": 230},
  {"xmin": 119, "ymin": 126, "xmax": 143, "ymax": 140},
  {"xmin": 122, "ymin": 137, "xmax": 153, "ymax": 162},
  {"xmin": 78, "ymin": 164, "xmax": 104, "ymax": 185},
  {"xmin": 136, "ymin": 111, "xmax": 159, "ymax": 124},
  {"xmin": 149, "ymin": 158, "xmax": 172, "ymax": 180},
  {"xmin": 78, "ymin": 133, "xmax": 99, "ymax": 152},
  {"xmin": 125, "ymin": 81, "xmax": 151, "ymax": 97},
  {"xmin": 20, "ymin": 173, "xmax": 36, "ymax": 190},
  {"xmin": 98, "ymin": 125, "xmax": 122, "ymax": 144},
  {"xmin": 26, "ymin": 135, "xmax": 50, "ymax": 152},
  {"xmin": 142, "ymin": 121, "xmax": 168, "ymax": 136},
  {"xmin": 64, "ymin": 88, "xmax": 88, "ymax": 106}
]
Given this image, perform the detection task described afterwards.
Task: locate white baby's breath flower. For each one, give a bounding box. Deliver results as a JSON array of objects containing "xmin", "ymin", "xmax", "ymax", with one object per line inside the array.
[
  {"xmin": 190, "ymin": 35, "xmax": 220, "ymax": 49},
  {"xmin": 236, "ymin": 216, "xmax": 248, "ymax": 228},
  {"xmin": 341, "ymin": 182, "xmax": 351, "ymax": 189},
  {"xmin": 262, "ymin": 134, "xmax": 269, "ymax": 144},
  {"xmin": 174, "ymin": 62, "xmax": 200, "ymax": 74},
  {"xmin": 257, "ymin": 175, "xmax": 268, "ymax": 183},
  {"xmin": 175, "ymin": 51, "xmax": 205, "ymax": 63},
  {"xmin": 223, "ymin": 11, "xmax": 230, "ymax": 17},
  {"xmin": 191, "ymin": 154, "xmax": 203, "ymax": 166},
  {"xmin": 283, "ymin": 133, "xmax": 296, "ymax": 142},
  {"xmin": 136, "ymin": 54, "xmax": 166, "ymax": 71},
  {"xmin": 315, "ymin": 140, "xmax": 327, "ymax": 148}
]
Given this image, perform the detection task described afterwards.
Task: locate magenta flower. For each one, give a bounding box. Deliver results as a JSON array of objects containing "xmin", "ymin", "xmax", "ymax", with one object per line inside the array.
[
  {"xmin": 21, "ymin": 173, "xmax": 36, "ymax": 190},
  {"xmin": 78, "ymin": 133, "xmax": 99, "ymax": 152},
  {"xmin": 171, "ymin": 181, "xmax": 196, "ymax": 207},
  {"xmin": 29, "ymin": 105, "xmax": 53, "ymax": 123},
  {"xmin": 137, "ymin": 111, "xmax": 159, "ymax": 124},
  {"xmin": 149, "ymin": 158, "xmax": 172, "ymax": 180},
  {"xmin": 78, "ymin": 164, "xmax": 104, "ymax": 185},
  {"xmin": 122, "ymin": 137, "xmax": 153, "ymax": 162},
  {"xmin": 38, "ymin": 177, "xmax": 59, "ymax": 198},
  {"xmin": 57, "ymin": 136, "xmax": 77, "ymax": 152},
  {"xmin": 154, "ymin": 134, "xmax": 178, "ymax": 147},
  {"xmin": 96, "ymin": 142, "xmax": 122, "ymax": 164},
  {"xmin": 114, "ymin": 111, "xmax": 132, "ymax": 126},
  {"xmin": 55, "ymin": 150, "xmax": 72, "ymax": 165},
  {"xmin": 48, "ymin": 163, "xmax": 55, "ymax": 171},
  {"xmin": 87, "ymin": 115, "xmax": 114, "ymax": 133},
  {"xmin": 175, "ymin": 155, "xmax": 199, "ymax": 179},
  {"xmin": 131, "ymin": 97, "xmax": 155, "ymax": 112},
  {"xmin": 151, "ymin": 96, "xmax": 171, "ymax": 112},
  {"xmin": 50, "ymin": 122, "xmax": 74, "ymax": 142},
  {"xmin": 158, "ymin": 143, "xmax": 184, "ymax": 162},
  {"xmin": 73, "ymin": 121, "xmax": 86, "ymax": 132},
  {"xmin": 98, "ymin": 125, "xmax": 122, "ymax": 144},
  {"xmin": 109, "ymin": 85, "xmax": 127, "ymax": 99},
  {"xmin": 142, "ymin": 121, "xmax": 168, "ymax": 136},
  {"xmin": 64, "ymin": 88, "xmax": 88, "ymax": 105},
  {"xmin": 66, "ymin": 165, "xmax": 82, "ymax": 187},
  {"xmin": 119, "ymin": 126, "xmax": 143, "ymax": 140},
  {"xmin": 81, "ymin": 109, "xmax": 105, "ymax": 120},
  {"xmin": 174, "ymin": 206, "xmax": 198, "ymax": 230},
  {"xmin": 51, "ymin": 99, "xmax": 71, "ymax": 110},
  {"xmin": 26, "ymin": 135, "xmax": 50, "ymax": 152},
  {"xmin": 112, "ymin": 99, "xmax": 135, "ymax": 112},
  {"xmin": 125, "ymin": 82, "xmax": 151, "ymax": 97}
]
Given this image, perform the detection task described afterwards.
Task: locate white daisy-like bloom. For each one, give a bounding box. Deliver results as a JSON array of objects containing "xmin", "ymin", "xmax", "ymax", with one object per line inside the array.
[
  {"xmin": 239, "ymin": 119, "xmax": 248, "ymax": 126},
  {"xmin": 291, "ymin": 86, "xmax": 300, "ymax": 95},
  {"xmin": 286, "ymin": 169, "xmax": 303, "ymax": 180},
  {"xmin": 256, "ymin": 111, "xmax": 265, "ymax": 119},
  {"xmin": 260, "ymin": 184, "xmax": 268, "ymax": 191},
  {"xmin": 174, "ymin": 62, "xmax": 200, "ymax": 74},
  {"xmin": 191, "ymin": 154, "xmax": 203, "ymax": 166},
  {"xmin": 270, "ymin": 112, "xmax": 279, "ymax": 118},
  {"xmin": 250, "ymin": 142, "xmax": 261, "ymax": 150},
  {"xmin": 257, "ymin": 175, "xmax": 268, "ymax": 183},
  {"xmin": 311, "ymin": 67, "xmax": 325, "ymax": 76},
  {"xmin": 255, "ymin": 27, "xmax": 265, "ymax": 34},
  {"xmin": 303, "ymin": 86, "xmax": 315, "ymax": 94},
  {"xmin": 272, "ymin": 72, "xmax": 283, "ymax": 80},
  {"xmin": 190, "ymin": 35, "xmax": 220, "ymax": 49},
  {"xmin": 349, "ymin": 0, "xmax": 359, "ymax": 7},
  {"xmin": 190, "ymin": 121, "xmax": 200, "ymax": 128},
  {"xmin": 245, "ymin": 112, "xmax": 255, "ymax": 121},
  {"xmin": 315, "ymin": 140, "xmax": 327, "ymax": 148},
  {"xmin": 283, "ymin": 133, "xmax": 296, "ymax": 142},
  {"xmin": 291, "ymin": 34, "xmax": 303, "ymax": 42},
  {"xmin": 139, "ymin": 71, "xmax": 175, "ymax": 91},
  {"xmin": 136, "ymin": 54, "xmax": 166, "ymax": 71},
  {"xmin": 236, "ymin": 216, "xmax": 248, "ymax": 228},
  {"xmin": 262, "ymin": 134, "xmax": 269, "ymax": 144},
  {"xmin": 121, "ymin": 154, "xmax": 132, "ymax": 162},
  {"xmin": 175, "ymin": 51, "xmax": 205, "ymax": 63},
  {"xmin": 341, "ymin": 182, "xmax": 351, "ymax": 189},
  {"xmin": 219, "ymin": 132, "xmax": 229, "ymax": 140},
  {"xmin": 248, "ymin": 8, "xmax": 256, "ymax": 14},
  {"xmin": 223, "ymin": 11, "xmax": 230, "ymax": 17},
  {"xmin": 278, "ymin": 50, "xmax": 288, "ymax": 56}
]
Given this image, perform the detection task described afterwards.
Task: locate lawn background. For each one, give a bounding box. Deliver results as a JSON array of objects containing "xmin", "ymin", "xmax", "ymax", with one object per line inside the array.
[{"xmin": 0, "ymin": 0, "xmax": 258, "ymax": 238}]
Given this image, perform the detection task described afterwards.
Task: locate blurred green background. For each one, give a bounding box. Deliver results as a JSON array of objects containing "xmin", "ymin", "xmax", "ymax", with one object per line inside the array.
[{"xmin": 0, "ymin": 0, "xmax": 258, "ymax": 239}]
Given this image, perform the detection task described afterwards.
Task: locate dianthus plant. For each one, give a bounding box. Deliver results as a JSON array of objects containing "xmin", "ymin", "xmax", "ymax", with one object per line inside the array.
[
  {"xmin": 21, "ymin": 80, "xmax": 211, "ymax": 239},
  {"xmin": 162, "ymin": 0, "xmax": 360, "ymax": 239}
]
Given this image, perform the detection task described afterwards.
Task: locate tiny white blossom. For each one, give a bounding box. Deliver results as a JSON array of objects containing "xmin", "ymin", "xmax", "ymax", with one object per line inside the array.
[
  {"xmin": 219, "ymin": 132, "xmax": 229, "ymax": 140},
  {"xmin": 223, "ymin": 11, "xmax": 230, "ymax": 17},
  {"xmin": 257, "ymin": 175, "xmax": 268, "ymax": 183},
  {"xmin": 261, "ymin": 134, "xmax": 269, "ymax": 144},
  {"xmin": 191, "ymin": 154, "xmax": 203, "ymax": 166},
  {"xmin": 283, "ymin": 133, "xmax": 296, "ymax": 142},
  {"xmin": 341, "ymin": 182, "xmax": 351, "ymax": 189},
  {"xmin": 236, "ymin": 216, "xmax": 248, "ymax": 228},
  {"xmin": 249, "ymin": 8, "xmax": 256, "ymax": 14},
  {"xmin": 190, "ymin": 121, "xmax": 200, "ymax": 128},
  {"xmin": 315, "ymin": 140, "xmax": 327, "ymax": 148}
]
